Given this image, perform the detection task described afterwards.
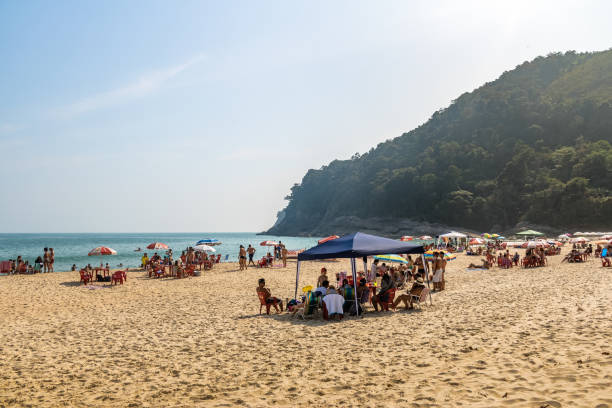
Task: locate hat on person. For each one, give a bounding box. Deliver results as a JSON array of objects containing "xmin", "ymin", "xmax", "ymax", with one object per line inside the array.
[{"xmin": 416, "ymin": 277, "xmax": 424, "ymax": 284}]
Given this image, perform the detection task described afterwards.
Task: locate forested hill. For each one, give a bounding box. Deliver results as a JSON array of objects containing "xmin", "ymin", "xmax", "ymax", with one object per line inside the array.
[{"xmin": 266, "ymin": 50, "xmax": 612, "ymax": 236}]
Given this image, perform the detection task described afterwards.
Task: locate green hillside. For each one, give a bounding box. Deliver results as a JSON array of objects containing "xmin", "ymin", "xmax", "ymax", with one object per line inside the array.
[{"xmin": 267, "ymin": 50, "xmax": 612, "ymax": 236}]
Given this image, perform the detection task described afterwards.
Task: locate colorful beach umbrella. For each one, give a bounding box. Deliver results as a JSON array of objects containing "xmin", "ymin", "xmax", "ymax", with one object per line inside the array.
[
  {"xmin": 194, "ymin": 244, "xmax": 216, "ymax": 252},
  {"xmin": 400, "ymin": 236, "xmax": 414, "ymax": 241},
  {"xmin": 196, "ymin": 239, "xmax": 221, "ymax": 246},
  {"xmin": 318, "ymin": 235, "xmax": 340, "ymax": 244},
  {"xmin": 418, "ymin": 235, "xmax": 433, "ymax": 240},
  {"xmin": 260, "ymin": 240, "xmax": 278, "ymax": 247},
  {"xmin": 424, "ymin": 250, "xmax": 456, "ymax": 261},
  {"xmin": 146, "ymin": 242, "xmax": 168, "ymax": 250},
  {"xmin": 88, "ymin": 246, "xmax": 117, "ymax": 256},
  {"xmin": 373, "ymin": 254, "xmax": 408, "ymax": 264},
  {"xmin": 469, "ymin": 238, "xmax": 485, "ymax": 245}
]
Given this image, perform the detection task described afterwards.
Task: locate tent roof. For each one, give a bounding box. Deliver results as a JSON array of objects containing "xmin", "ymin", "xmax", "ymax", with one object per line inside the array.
[
  {"xmin": 297, "ymin": 232, "xmax": 424, "ymax": 261},
  {"xmin": 440, "ymin": 231, "xmax": 467, "ymax": 238},
  {"xmin": 516, "ymin": 229, "xmax": 544, "ymax": 236}
]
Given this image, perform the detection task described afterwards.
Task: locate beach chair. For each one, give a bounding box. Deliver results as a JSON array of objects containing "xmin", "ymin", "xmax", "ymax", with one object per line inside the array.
[
  {"xmin": 381, "ymin": 288, "xmax": 397, "ymax": 311},
  {"xmin": 296, "ymin": 291, "xmax": 318, "ymax": 320},
  {"xmin": 0, "ymin": 261, "xmax": 10, "ymax": 274},
  {"xmin": 111, "ymin": 271, "xmax": 124, "ymax": 285},
  {"xmin": 258, "ymin": 291, "xmax": 281, "ymax": 315},
  {"xmin": 79, "ymin": 270, "xmax": 91, "ymax": 285},
  {"xmin": 410, "ymin": 287, "xmax": 430, "ymax": 309}
]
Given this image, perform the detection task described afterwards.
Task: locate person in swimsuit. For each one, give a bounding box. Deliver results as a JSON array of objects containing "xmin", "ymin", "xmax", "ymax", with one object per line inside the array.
[
  {"xmin": 317, "ymin": 268, "xmax": 328, "ymax": 287},
  {"xmin": 256, "ymin": 278, "xmax": 283, "ymax": 312},
  {"xmin": 281, "ymin": 244, "xmax": 288, "ymax": 268},
  {"xmin": 247, "ymin": 245, "xmax": 256, "ymax": 266},
  {"xmin": 49, "ymin": 248, "xmax": 55, "ymax": 272},
  {"xmin": 43, "ymin": 248, "xmax": 49, "ymax": 273},
  {"xmin": 239, "ymin": 245, "xmax": 247, "ymax": 270}
]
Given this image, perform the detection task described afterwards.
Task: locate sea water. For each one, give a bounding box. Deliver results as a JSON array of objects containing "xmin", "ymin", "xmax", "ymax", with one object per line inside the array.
[{"xmin": 0, "ymin": 233, "xmax": 321, "ymax": 272}]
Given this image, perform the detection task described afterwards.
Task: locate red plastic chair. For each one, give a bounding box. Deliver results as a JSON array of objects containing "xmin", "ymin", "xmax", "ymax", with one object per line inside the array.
[
  {"xmin": 258, "ymin": 291, "xmax": 280, "ymax": 314},
  {"xmin": 381, "ymin": 288, "xmax": 397, "ymax": 311},
  {"xmin": 111, "ymin": 271, "xmax": 124, "ymax": 285},
  {"xmin": 79, "ymin": 270, "xmax": 91, "ymax": 285}
]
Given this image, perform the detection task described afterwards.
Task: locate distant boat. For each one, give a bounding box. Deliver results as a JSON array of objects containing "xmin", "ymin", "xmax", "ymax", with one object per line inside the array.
[{"xmin": 196, "ymin": 239, "xmax": 222, "ymax": 246}]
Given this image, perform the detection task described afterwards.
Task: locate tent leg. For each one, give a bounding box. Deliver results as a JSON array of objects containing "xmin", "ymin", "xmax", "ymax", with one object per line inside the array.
[
  {"xmin": 422, "ymin": 254, "xmax": 433, "ymax": 305},
  {"xmin": 350, "ymin": 258, "xmax": 359, "ymax": 317},
  {"xmin": 294, "ymin": 261, "xmax": 300, "ymax": 300}
]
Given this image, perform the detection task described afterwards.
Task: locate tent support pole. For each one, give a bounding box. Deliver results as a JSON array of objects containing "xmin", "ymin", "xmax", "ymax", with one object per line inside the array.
[
  {"xmin": 422, "ymin": 253, "xmax": 433, "ymax": 305},
  {"xmin": 351, "ymin": 258, "xmax": 359, "ymax": 317},
  {"xmin": 294, "ymin": 261, "xmax": 300, "ymax": 299}
]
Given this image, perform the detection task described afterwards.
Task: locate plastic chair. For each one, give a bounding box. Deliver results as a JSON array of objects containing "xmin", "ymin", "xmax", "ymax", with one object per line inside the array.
[
  {"xmin": 111, "ymin": 271, "xmax": 124, "ymax": 285},
  {"xmin": 381, "ymin": 288, "xmax": 397, "ymax": 311},
  {"xmin": 79, "ymin": 270, "xmax": 91, "ymax": 285},
  {"xmin": 258, "ymin": 291, "xmax": 280, "ymax": 314}
]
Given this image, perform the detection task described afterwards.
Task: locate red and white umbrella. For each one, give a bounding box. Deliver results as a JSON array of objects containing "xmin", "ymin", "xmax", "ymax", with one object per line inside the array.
[
  {"xmin": 88, "ymin": 246, "xmax": 117, "ymax": 256},
  {"xmin": 570, "ymin": 237, "xmax": 587, "ymax": 243},
  {"xmin": 400, "ymin": 236, "xmax": 414, "ymax": 241},
  {"xmin": 418, "ymin": 235, "xmax": 432, "ymax": 240},
  {"xmin": 469, "ymin": 238, "xmax": 484, "ymax": 245},
  {"xmin": 601, "ymin": 234, "xmax": 612, "ymax": 240},
  {"xmin": 260, "ymin": 240, "xmax": 278, "ymax": 247},
  {"xmin": 318, "ymin": 235, "xmax": 339, "ymax": 244},
  {"xmin": 147, "ymin": 242, "xmax": 169, "ymax": 250}
]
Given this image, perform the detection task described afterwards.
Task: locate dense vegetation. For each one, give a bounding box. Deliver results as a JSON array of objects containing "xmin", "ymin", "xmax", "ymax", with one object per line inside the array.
[{"xmin": 268, "ymin": 50, "xmax": 612, "ymax": 235}]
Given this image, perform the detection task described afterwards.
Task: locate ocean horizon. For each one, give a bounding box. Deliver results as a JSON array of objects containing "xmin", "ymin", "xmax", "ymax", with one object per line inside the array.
[{"xmin": 0, "ymin": 233, "xmax": 322, "ymax": 272}]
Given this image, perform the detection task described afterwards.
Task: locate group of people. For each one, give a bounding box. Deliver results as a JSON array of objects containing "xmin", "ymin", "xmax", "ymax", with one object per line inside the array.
[
  {"xmin": 3, "ymin": 248, "xmax": 55, "ymax": 274},
  {"xmin": 239, "ymin": 242, "xmax": 288, "ymax": 270}
]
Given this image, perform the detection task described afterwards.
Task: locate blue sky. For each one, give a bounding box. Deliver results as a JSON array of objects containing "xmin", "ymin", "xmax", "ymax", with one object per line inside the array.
[{"xmin": 1, "ymin": 0, "xmax": 611, "ymax": 232}]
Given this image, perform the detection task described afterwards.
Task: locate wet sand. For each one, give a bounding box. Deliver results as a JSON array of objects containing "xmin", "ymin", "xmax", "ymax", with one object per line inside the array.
[{"xmin": 0, "ymin": 248, "xmax": 610, "ymax": 407}]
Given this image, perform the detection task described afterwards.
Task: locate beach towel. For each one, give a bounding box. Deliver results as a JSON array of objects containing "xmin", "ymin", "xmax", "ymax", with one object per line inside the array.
[
  {"xmin": 602, "ymin": 248, "xmax": 608, "ymax": 257},
  {"xmin": 323, "ymin": 294, "xmax": 344, "ymax": 316}
]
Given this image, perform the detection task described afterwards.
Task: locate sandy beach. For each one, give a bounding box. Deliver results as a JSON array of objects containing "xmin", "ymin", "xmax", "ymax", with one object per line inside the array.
[{"xmin": 0, "ymin": 248, "xmax": 610, "ymax": 407}]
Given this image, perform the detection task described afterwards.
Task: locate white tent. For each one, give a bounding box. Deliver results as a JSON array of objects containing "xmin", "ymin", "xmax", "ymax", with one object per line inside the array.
[{"xmin": 440, "ymin": 231, "xmax": 467, "ymax": 238}]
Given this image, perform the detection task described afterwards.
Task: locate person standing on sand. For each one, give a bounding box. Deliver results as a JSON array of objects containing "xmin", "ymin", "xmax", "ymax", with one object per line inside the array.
[
  {"xmin": 239, "ymin": 245, "xmax": 247, "ymax": 270},
  {"xmin": 49, "ymin": 248, "xmax": 55, "ymax": 272},
  {"xmin": 281, "ymin": 244, "xmax": 288, "ymax": 267},
  {"xmin": 247, "ymin": 245, "xmax": 256, "ymax": 266},
  {"xmin": 43, "ymin": 248, "xmax": 49, "ymax": 273}
]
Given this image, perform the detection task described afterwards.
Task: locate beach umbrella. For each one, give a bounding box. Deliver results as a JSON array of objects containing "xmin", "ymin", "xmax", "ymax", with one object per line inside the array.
[
  {"xmin": 469, "ymin": 238, "xmax": 484, "ymax": 245},
  {"xmin": 260, "ymin": 240, "xmax": 278, "ymax": 247},
  {"xmin": 318, "ymin": 235, "xmax": 340, "ymax": 244},
  {"xmin": 88, "ymin": 246, "xmax": 117, "ymax": 269},
  {"xmin": 601, "ymin": 235, "xmax": 612, "ymax": 240},
  {"xmin": 196, "ymin": 239, "xmax": 221, "ymax": 246},
  {"xmin": 527, "ymin": 240, "xmax": 549, "ymax": 248},
  {"xmin": 373, "ymin": 254, "xmax": 408, "ymax": 264},
  {"xmin": 570, "ymin": 237, "xmax": 587, "ymax": 243},
  {"xmin": 88, "ymin": 246, "xmax": 117, "ymax": 256},
  {"xmin": 147, "ymin": 242, "xmax": 169, "ymax": 250},
  {"xmin": 400, "ymin": 236, "xmax": 414, "ymax": 241},
  {"xmin": 516, "ymin": 230, "xmax": 544, "ymax": 237},
  {"xmin": 418, "ymin": 235, "xmax": 433, "ymax": 240},
  {"xmin": 194, "ymin": 244, "xmax": 216, "ymax": 252},
  {"xmin": 424, "ymin": 250, "xmax": 456, "ymax": 261}
]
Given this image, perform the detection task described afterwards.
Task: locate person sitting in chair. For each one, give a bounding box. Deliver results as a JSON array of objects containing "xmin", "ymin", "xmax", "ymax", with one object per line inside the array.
[
  {"xmin": 392, "ymin": 277, "xmax": 426, "ymax": 310},
  {"xmin": 256, "ymin": 278, "xmax": 283, "ymax": 312},
  {"xmin": 314, "ymin": 280, "xmax": 329, "ymax": 298},
  {"xmin": 371, "ymin": 273, "xmax": 395, "ymax": 312}
]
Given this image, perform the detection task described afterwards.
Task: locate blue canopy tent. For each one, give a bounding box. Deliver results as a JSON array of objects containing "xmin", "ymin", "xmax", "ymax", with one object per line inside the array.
[{"xmin": 296, "ymin": 232, "xmax": 428, "ymax": 316}]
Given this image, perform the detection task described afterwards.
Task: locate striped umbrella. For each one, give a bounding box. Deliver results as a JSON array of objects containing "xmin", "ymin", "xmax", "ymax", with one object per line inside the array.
[
  {"xmin": 196, "ymin": 239, "xmax": 222, "ymax": 246},
  {"xmin": 88, "ymin": 246, "xmax": 117, "ymax": 256},
  {"xmin": 260, "ymin": 240, "xmax": 278, "ymax": 247},
  {"xmin": 424, "ymin": 250, "xmax": 456, "ymax": 261},
  {"xmin": 318, "ymin": 235, "xmax": 339, "ymax": 244},
  {"xmin": 147, "ymin": 242, "xmax": 169, "ymax": 250},
  {"xmin": 469, "ymin": 238, "xmax": 485, "ymax": 245},
  {"xmin": 373, "ymin": 254, "xmax": 408, "ymax": 264},
  {"xmin": 400, "ymin": 236, "xmax": 414, "ymax": 241}
]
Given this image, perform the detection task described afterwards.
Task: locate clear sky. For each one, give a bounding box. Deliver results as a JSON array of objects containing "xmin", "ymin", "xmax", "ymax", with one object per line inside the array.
[{"xmin": 1, "ymin": 0, "xmax": 611, "ymax": 232}]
